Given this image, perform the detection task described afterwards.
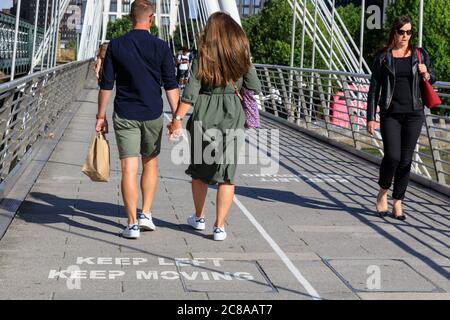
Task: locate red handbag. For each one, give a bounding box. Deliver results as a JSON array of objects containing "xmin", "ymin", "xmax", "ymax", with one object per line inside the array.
[{"xmin": 416, "ymin": 48, "xmax": 441, "ymax": 109}]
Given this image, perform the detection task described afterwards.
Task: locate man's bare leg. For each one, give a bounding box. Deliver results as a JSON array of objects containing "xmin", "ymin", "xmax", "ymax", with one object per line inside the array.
[
  {"xmin": 121, "ymin": 157, "xmax": 139, "ymax": 225},
  {"xmin": 141, "ymin": 156, "xmax": 158, "ymax": 213},
  {"xmin": 192, "ymin": 178, "xmax": 208, "ymax": 218}
]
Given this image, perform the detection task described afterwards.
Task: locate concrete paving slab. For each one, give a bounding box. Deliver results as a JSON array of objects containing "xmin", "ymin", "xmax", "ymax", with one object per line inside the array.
[
  {"xmin": 0, "ymin": 82, "xmax": 448, "ymax": 300},
  {"xmin": 177, "ymin": 260, "xmax": 276, "ymax": 294},
  {"xmin": 357, "ymin": 292, "xmax": 450, "ymax": 300},
  {"xmin": 325, "ymin": 259, "xmax": 442, "ymax": 293}
]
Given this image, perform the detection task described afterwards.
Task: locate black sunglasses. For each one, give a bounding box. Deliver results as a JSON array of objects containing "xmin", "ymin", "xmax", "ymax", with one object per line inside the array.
[{"xmin": 396, "ymin": 29, "xmax": 412, "ymax": 36}]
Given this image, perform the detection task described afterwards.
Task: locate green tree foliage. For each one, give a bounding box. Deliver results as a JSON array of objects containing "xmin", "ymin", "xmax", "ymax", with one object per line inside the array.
[
  {"xmin": 173, "ymin": 19, "xmax": 199, "ymax": 52},
  {"xmin": 242, "ymin": 0, "xmax": 326, "ymax": 69},
  {"xmin": 242, "ymin": 0, "xmax": 449, "ymax": 83},
  {"xmin": 386, "ymin": 0, "xmax": 450, "ymax": 82},
  {"xmin": 336, "ymin": 3, "xmax": 385, "ymax": 65},
  {"xmin": 66, "ymin": 40, "xmax": 76, "ymax": 49},
  {"xmin": 106, "ymin": 15, "xmax": 158, "ymax": 40}
]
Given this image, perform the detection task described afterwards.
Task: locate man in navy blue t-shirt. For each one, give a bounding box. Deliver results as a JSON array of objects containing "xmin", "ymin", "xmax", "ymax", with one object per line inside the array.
[{"xmin": 96, "ymin": 0, "xmax": 179, "ymax": 239}]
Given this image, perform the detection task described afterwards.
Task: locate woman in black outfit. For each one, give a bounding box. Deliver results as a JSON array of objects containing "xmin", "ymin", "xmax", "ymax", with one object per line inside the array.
[{"xmin": 367, "ymin": 16, "xmax": 436, "ymax": 220}]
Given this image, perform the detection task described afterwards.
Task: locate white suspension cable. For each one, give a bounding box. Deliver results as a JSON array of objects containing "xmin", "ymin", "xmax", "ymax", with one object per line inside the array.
[
  {"xmin": 165, "ymin": 0, "xmax": 172, "ymax": 43},
  {"xmin": 162, "ymin": 0, "xmax": 175, "ymax": 54},
  {"xmin": 191, "ymin": 0, "xmax": 202, "ymax": 35},
  {"xmin": 181, "ymin": 0, "xmax": 191, "ymax": 49},
  {"xmin": 30, "ymin": 0, "xmax": 41, "ymax": 73},
  {"xmin": 101, "ymin": 0, "xmax": 111, "ymax": 44},
  {"xmin": 290, "ymin": 0, "xmax": 297, "ymax": 68},
  {"xmin": 40, "ymin": 0, "xmax": 50, "ymax": 70},
  {"xmin": 47, "ymin": 0, "xmax": 56, "ymax": 69},
  {"xmin": 10, "ymin": 0, "xmax": 21, "ymax": 80},
  {"xmin": 289, "ymin": 0, "xmax": 357, "ymax": 74},
  {"xmin": 299, "ymin": 0, "xmax": 307, "ymax": 69},
  {"xmin": 199, "ymin": 0, "xmax": 209, "ymax": 26},
  {"xmin": 53, "ymin": 0, "xmax": 62, "ymax": 67},
  {"xmin": 177, "ymin": 8, "xmax": 184, "ymax": 48},
  {"xmin": 188, "ymin": 0, "xmax": 198, "ymax": 49}
]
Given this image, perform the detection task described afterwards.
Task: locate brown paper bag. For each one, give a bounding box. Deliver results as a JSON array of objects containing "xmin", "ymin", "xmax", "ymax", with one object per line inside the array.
[{"xmin": 82, "ymin": 133, "xmax": 110, "ymax": 182}]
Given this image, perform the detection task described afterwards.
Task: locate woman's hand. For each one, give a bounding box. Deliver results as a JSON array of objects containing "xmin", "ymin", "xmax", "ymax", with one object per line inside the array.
[
  {"xmin": 418, "ymin": 63, "xmax": 427, "ymax": 74},
  {"xmin": 166, "ymin": 121, "xmax": 174, "ymax": 135},
  {"xmin": 171, "ymin": 119, "xmax": 182, "ymax": 134},
  {"xmin": 418, "ymin": 64, "xmax": 430, "ymax": 80},
  {"xmin": 167, "ymin": 120, "xmax": 183, "ymax": 141},
  {"xmin": 94, "ymin": 60, "xmax": 101, "ymax": 80},
  {"xmin": 367, "ymin": 120, "xmax": 378, "ymax": 135}
]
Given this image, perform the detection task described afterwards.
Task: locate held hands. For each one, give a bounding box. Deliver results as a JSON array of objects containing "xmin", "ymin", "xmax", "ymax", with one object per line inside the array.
[
  {"xmin": 166, "ymin": 120, "xmax": 183, "ymax": 141},
  {"xmin": 367, "ymin": 120, "xmax": 378, "ymax": 135}
]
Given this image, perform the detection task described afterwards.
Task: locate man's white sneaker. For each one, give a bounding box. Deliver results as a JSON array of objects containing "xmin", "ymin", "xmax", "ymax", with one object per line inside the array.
[
  {"xmin": 122, "ymin": 224, "xmax": 140, "ymax": 239},
  {"xmin": 187, "ymin": 214, "xmax": 205, "ymax": 230},
  {"xmin": 138, "ymin": 213, "xmax": 156, "ymax": 231},
  {"xmin": 213, "ymin": 226, "xmax": 227, "ymax": 241}
]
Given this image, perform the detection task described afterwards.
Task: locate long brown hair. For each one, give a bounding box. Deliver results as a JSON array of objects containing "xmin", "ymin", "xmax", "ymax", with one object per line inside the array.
[
  {"xmin": 385, "ymin": 16, "xmax": 413, "ymax": 51},
  {"xmin": 197, "ymin": 12, "xmax": 251, "ymax": 87},
  {"xmin": 99, "ymin": 42, "xmax": 109, "ymax": 59}
]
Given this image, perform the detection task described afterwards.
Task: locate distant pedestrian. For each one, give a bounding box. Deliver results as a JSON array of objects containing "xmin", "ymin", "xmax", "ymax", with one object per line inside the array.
[
  {"xmin": 167, "ymin": 12, "xmax": 261, "ymax": 241},
  {"xmin": 176, "ymin": 47, "xmax": 190, "ymax": 86},
  {"xmin": 367, "ymin": 16, "xmax": 437, "ymax": 220},
  {"xmin": 96, "ymin": 0, "xmax": 179, "ymax": 238},
  {"xmin": 94, "ymin": 42, "xmax": 109, "ymax": 84}
]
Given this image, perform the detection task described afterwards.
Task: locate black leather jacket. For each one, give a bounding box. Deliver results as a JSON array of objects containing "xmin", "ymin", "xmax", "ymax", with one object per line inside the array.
[{"xmin": 366, "ymin": 46, "xmax": 436, "ymax": 121}]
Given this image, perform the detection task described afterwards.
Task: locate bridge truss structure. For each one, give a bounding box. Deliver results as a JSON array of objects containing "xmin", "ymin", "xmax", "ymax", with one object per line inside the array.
[{"xmin": 0, "ymin": 0, "xmax": 448, "ymax": 195}]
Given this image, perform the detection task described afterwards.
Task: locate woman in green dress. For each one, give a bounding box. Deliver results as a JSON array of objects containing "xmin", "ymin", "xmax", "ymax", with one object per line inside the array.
[{"xmin": 167, "ymin": 12, "xmax": 261, "ymax": 241}]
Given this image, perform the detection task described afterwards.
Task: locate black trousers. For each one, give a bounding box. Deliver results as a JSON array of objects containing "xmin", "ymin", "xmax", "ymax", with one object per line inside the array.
[{"xmin": 378, "ymin": 112, "xmax": 424, "ymax": 200}]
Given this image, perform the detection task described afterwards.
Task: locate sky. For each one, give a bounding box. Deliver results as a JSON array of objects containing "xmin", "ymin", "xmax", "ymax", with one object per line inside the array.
[
  {"xmin": 0, "ymin": 1, "xmax": 198, "ymax": 17},
  {"xmin": 0, "ymin": 0, "xmax": 13, "ymax": 10}
]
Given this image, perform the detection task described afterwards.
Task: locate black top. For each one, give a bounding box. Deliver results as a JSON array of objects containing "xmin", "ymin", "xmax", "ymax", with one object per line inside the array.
[
  {"xmin": 100, "ymin": 30, "xmax": 178, "ymax": 121},
  {"xmin": 389, "ymin": 56, "xmax": 415, "ymax": 113}
]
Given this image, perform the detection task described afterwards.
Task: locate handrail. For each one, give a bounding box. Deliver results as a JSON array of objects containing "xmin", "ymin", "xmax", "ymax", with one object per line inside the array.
[
  {"xmin": 0, "ymin": 59, "xmax": 92, "ymax": 192},
  {"xmin": 254, "ymin": 63, "xmax": 450, "ymax": 187}
]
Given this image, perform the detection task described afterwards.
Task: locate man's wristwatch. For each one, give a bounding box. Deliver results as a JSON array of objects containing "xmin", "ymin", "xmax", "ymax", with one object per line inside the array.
[{"xmin": 174, "ymin": 115, "xmax": 183, "ymax": 121}]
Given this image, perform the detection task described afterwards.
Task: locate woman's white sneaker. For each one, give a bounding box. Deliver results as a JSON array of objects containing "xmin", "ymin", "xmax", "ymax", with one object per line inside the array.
[
  {"xmin": 187, "ymin": 214, "xmax": 206, "ymax": 230},
  {"xmin": 213, "ymin": 226, "xmax": 227, "ymax": 241},
  {"xmin": 122, "ymin": 224, "xmax": 140, "ymax": 239},
  {"xmin": 138, "ymin": 213, "xmax": 156, "ymax": 231}
]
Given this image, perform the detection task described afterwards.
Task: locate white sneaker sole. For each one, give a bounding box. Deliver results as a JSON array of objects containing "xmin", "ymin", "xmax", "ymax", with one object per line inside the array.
[
  {"xmin": 213, "ymin": 234, "xmax": 227, "ymax": 241},
  {"xmin": 139, "ymin": 220, "xmax": 156, "ymax": 231},
  {"xmin": 122, "ymin": 233, "xmax": 140, "ymax": 239},
  {"xmin": 187, "ymin": 217, "xmax": 205, "ymax": 230},
  {"xmin": 190, "ymin": 224, "xmax": 205, "ymax": 231}
]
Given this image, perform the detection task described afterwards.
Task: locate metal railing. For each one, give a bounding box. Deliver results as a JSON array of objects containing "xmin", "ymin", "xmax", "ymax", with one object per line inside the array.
[
  {"xmin": 0, "ymin": 12, "xmax": 45, "ymax": 80},
  {"xmin": 0, "ymin": 59, "xmax": 91, "ymax": 191},
  {"xmin": 254, "ymin": 64, "xmax": 450, "ymax": 188}
]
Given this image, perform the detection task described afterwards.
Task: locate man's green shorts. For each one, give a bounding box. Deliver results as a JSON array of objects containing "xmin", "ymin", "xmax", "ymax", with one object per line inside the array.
[{"xmin": 113, "ymin": 112, "xmax": 163, "ymax": 159}]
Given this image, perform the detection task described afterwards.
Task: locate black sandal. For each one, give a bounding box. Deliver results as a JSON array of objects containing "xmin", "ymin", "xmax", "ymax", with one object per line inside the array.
[
  {"xmin": 392, "ymin": 211, "xmax": 407, "ymax": 221},
  {"xmin": 376, "ymin": 194, "xmax": 388, "ymax": 217}
]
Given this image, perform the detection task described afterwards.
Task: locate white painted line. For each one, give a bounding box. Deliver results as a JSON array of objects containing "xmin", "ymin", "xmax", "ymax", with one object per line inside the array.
[
  {"xmin": 233, "ymin": 196, "xmax": 321, "ymax": 300},
  {"xmin": 164, "ymin": 112, "xmax": 321, "ymax": 299}
]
